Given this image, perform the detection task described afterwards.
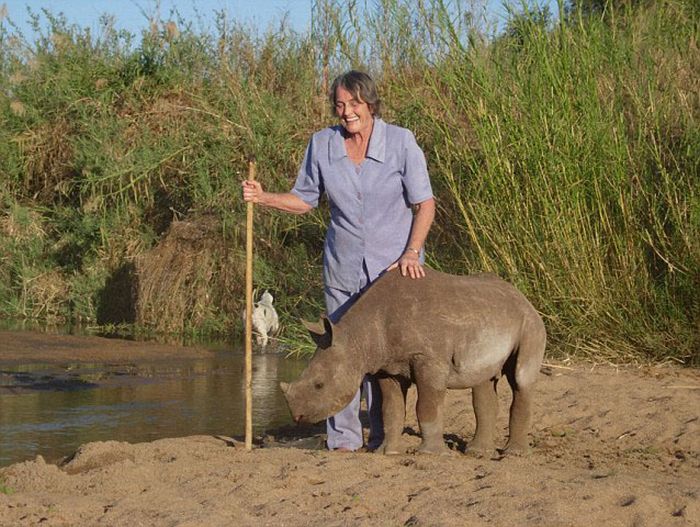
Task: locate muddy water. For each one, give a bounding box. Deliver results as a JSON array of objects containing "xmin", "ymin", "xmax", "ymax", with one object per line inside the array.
[{"xmin": 0, "ymin": 351, "xmax": 308, "ymax": 467}]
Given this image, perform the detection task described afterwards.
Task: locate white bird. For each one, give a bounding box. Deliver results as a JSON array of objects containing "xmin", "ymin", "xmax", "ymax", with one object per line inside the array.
[{"xmin": 243, "ymin": 290, "xmax": 280, "ymax": 349}]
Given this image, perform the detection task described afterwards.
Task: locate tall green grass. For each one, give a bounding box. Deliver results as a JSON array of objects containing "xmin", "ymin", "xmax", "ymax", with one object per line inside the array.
[
  {"xmin": 404, "ymin": 1, "xmax": 699, "ymax": 364},
  {"xmin": 0, "ymin": 1, "xmax": 697, "ymax": 363}
]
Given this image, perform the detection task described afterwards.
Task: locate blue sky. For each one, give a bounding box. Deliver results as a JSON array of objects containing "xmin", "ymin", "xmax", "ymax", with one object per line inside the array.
[
  {"xmin": 2, "ymin": 1, "xmax": 560, "ymax": 40},
  {"xmin": 2, "ymin": 0, "xmax": 311, "ymax": 36}
]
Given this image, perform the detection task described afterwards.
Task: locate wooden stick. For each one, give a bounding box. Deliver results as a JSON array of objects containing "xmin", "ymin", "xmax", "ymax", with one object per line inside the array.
[{"xmin": 244, "ymin": 159, "xmax": 256, "ymax": 451}]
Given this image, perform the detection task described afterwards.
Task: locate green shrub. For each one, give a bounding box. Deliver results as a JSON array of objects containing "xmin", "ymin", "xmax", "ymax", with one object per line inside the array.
[{"xmin": 0, "ymin": 0, "xmax": 696, "ymax": 363}]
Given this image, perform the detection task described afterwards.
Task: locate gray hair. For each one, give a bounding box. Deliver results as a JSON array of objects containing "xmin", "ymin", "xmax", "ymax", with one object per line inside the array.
[{"xmin": 329, "ymin": 70, "xmax": 382, "ymax": 117}]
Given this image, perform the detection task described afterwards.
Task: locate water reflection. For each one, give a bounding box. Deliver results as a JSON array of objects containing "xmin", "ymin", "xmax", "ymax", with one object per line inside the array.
[{"xmin": 0, "ymin": 352, "xmax": 307, "ymax": 466}]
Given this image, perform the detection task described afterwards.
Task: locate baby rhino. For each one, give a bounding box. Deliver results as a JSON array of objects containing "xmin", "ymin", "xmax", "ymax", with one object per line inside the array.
[{"xmin": 280, "ymin": 268, "xmax": 546, "ymax": 455}]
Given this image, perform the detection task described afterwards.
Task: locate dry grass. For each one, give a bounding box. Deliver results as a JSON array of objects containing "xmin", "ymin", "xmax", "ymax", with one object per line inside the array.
[
  {"xmin": 135, "ymin": 215, "xmax": 245, "ymax": 335},
  {"xmin": 0, "ymin": 206, "xmax": 46, "ymax": 242},
  {"xmin": 14, "ymin": 118, "xmax": 75, "ymax": 202},
  {"xmin": 20, "ymin": 270, "xmax": 69, "ymax": 321}
]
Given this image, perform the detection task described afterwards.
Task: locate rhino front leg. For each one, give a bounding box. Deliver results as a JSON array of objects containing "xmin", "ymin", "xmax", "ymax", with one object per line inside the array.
[
  {"xmin": 413, "ymin": 363, "xmax": 450, "ymax": 455},
  {"xmin": 376, "ymin": 374, "xmax": 410, "ymax": 455},
  {"xmin": 469, "ymin": 379, "xmax": 499, "ymax": 455}
]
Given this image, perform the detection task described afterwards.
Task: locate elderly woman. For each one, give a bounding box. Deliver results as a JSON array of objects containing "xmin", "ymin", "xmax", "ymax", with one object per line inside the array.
[{"xmin": 242, "ymin": 70, "xmax": 435, "ymax": 452}]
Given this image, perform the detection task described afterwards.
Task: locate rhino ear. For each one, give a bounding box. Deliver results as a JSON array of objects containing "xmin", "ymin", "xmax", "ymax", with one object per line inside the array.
[{"xmin": 302, "ymin": 316, "xmax": 333, "ymax": 349}]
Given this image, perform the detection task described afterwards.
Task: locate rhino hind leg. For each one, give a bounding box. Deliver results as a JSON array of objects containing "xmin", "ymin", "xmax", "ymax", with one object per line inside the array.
[
  {"xmin": 376, "ymin": 374, "xmax": 411, "ymax": 455},
  {"xmin": 502, "ymin": 384, "xmax": 533, "ymax": 454},
  {"xmin": 501, "ymin": 323, "xmax": 546, "ymax": 454},
  {"xmin": 468, "ymin": 378, "xmax": 499, "ymax": 455}
]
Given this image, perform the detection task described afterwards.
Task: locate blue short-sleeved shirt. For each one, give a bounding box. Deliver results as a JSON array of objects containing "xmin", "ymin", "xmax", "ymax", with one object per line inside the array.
[{"xmin": 291, "ymin": 118, "xmax": 433, "ymax": 292}]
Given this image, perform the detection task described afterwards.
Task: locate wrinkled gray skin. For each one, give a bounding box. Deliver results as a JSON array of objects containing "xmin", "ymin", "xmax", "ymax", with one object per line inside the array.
[{"xmin": 280, "ymin": 268, "xmax": 546, "ymax": 455}]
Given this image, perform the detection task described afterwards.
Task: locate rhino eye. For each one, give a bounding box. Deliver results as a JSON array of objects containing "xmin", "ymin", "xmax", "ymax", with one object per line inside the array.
[{"xmin": 314, "ymin": 382, "xmax": 324, "ymax": 390}]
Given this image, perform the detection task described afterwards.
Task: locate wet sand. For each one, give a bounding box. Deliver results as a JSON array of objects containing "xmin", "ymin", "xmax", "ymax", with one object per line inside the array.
[{"xmin": 0, "ymin": 330, "xmax": 216, "ymax": 365}]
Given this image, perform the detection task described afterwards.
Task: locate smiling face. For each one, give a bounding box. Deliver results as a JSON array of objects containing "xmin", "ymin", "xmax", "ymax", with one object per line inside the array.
[{"xmin": 334, "ymin": 86, "xmax": 374, "ymax": 136}]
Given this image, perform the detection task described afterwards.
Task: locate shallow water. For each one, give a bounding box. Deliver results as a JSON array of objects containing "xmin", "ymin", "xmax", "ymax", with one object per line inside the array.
[{"xmin": 0, "ymin": 351, "xmax": 307, "ymax": 466}]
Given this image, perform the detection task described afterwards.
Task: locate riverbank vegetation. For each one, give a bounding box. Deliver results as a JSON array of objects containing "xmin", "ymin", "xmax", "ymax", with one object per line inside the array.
[{"xmin": 0, "ymin": 0, "xmax": 697, "ymax": 364}]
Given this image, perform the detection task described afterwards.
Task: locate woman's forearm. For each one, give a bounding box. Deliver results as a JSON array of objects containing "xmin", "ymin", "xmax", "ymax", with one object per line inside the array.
[
  {"xmin": 406, "ymin": 197, "xmax": 435, "ymax": 252},
  {"xmin": 259, "ymin": 192, "xmax": 313, "ymax": 215},
  {"xmin": 242, "ymin": 180, "xmax": 313, "ymax": 215}
]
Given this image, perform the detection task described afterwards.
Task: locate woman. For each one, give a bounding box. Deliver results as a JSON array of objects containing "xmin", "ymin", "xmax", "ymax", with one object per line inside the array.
[{"xmin": 242, "ymin": 70, "xmax": 435, "ymax": 452}]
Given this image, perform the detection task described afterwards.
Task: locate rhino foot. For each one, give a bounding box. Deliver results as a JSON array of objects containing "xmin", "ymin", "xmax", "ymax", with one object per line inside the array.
[
  {"xmin": 416, "ymin": 443, "xmax": 452, "ymax": 456},
  {"xmin": 498, "ymin": 444, "xmax": 530, "ymax": 457},
  {"xmin": 464, "ymin": 447, "xmax": 496, "ymax": 459},
  {"xmin": 375, "ymin": 442, "xmax": 403, "ymax": 455}
]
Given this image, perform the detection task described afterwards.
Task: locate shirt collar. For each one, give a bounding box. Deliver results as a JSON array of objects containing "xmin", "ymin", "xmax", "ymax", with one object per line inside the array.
[
  {"xmin": 329, "ymin": 117, "xmax": 387, "ymax": 164},
  {"xmin": 366, "ymin": 118, "xmax": 386, "ymax": 163}
]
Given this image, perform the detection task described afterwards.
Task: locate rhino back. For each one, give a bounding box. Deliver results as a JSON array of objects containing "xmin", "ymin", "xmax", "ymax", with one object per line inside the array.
[{"xmin": 338, "ymin": 269, "xmax": 543, "ymax": 384}]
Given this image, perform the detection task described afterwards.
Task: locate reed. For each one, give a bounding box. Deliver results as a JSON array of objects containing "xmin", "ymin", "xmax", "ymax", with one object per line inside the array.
[{"xmin": 0, "ymin": 0, "xmax": 696, "ymax": 363}]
